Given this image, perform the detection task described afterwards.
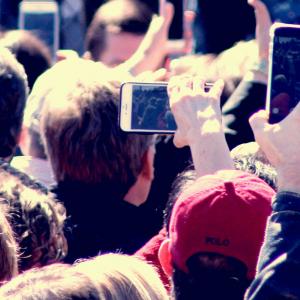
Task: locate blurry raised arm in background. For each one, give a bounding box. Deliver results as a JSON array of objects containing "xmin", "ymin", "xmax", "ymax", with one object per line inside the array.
[{"xmin": 118, "ymin": 0, "xmax": 174, "ymax": 76}]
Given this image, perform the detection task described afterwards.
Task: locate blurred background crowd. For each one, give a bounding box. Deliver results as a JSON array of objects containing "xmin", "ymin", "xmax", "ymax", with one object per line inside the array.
[{"xmin": 0, "ymin": 0, "xmax": 297, "ymax": 299}]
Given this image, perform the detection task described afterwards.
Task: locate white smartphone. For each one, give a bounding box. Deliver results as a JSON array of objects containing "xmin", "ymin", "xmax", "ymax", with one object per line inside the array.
[
  {"xmin": 18, "ymin": 1, "xmax": 60, "ymax": 62},
  {"xmin": 266, "ymin": 23, "xmax": 300, "ymax": 124},
  {"xmin": 119, "ymin": 82, "xmax": 213, "ymax": 133}
]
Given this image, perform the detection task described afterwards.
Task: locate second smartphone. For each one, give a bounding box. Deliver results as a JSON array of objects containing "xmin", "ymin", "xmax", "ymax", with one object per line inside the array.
[{"xmin": 267, "ymin": 23, "xmax": 300, "ymax": 124}]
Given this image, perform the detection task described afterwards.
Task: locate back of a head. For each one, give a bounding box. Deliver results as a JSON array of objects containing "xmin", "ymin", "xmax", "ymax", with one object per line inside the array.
[
  {"xmin": 231, "ymin": 142, "xmax": 278, "ymax": 191},
  {"xmin": 85, "ymin": 0, "xmax": 152, "ymax": 61},
  {"xmin": 167, "ymin": 170, "xmax": 275, "ymax": 300},
  {"xmin": 0, "ymin": 47, "xmax": 28, "ymax": 159},
  {"xmin": 75, "ymin": 253, "xmax": 168, "ymax": 300},
  {"xmin": 22, "ymin": 60, "xmax": 75, "ymax": 159},
  {"xmin": 0, "ymin": 161, "xmax": 67, "ymax": 271},
  {"xmin": 40, "ymin": 59, "xmax": 153, "ymax": 197},
  {"xmin": 0, "ymin": 30, "xmax": 52, "ymax": 89},
  {"xmin": 0, "ymin": 263, "xmax": 100, "ymax": 300}
]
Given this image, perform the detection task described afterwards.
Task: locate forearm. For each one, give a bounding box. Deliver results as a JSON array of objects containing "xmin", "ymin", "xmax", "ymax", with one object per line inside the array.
[{"xmin": 188, "ymin": 124, "xmax": 234, "ymax": 177}]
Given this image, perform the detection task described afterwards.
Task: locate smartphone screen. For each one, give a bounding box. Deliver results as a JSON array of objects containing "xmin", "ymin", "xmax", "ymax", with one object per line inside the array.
[
  {"xmin": 19, "ymin": 1, "xmax": 59, "ymax": 62},
  {"xmin": 120, "ymin": 82, "xmax": 176, "ymax": 133},
  {"xmin": 131, "ymin": 83, "xmax": 177, "ymax": 131},
  {"xmin": 268, "ymin": 24, "xmax": 300, "ymax": 124}
]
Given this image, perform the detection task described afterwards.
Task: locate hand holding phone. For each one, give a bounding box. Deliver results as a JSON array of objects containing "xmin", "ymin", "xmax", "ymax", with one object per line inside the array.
[
  {"xmin": 168, "ymin": 77, "xmax": 223, "ymax": 148},
  {"xmin": 167, "ymin": 76, "xmax": 233, "ymax": 175},
  {"xmin": 267, "ymin": 23, "xmax": 300, "ymax": 124}
]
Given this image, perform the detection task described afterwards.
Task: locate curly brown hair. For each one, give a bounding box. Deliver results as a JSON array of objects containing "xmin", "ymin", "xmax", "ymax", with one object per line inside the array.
[{"xmin": 0, "ymin": 160, "xmax": 67, "ymax": 271}]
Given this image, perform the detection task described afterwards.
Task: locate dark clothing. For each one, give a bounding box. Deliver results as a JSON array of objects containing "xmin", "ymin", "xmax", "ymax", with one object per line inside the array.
[
  {"xmin": 145, "ymin": 136, "xmax": 192, "ymax": 230},
  {"xmin": 246, "ymin": 191, "xmax": 300, "ymax": 299},
  {"xmin": 222, "ymin": 80, "xmax": 267, "ymax": 150},
  {"xmin": 53, "ymin": 181, "xmax": 160, "ymax": 263},
  {"xmin": 195, "ymin": 0, "xmax": 255, "ymax": 53}
]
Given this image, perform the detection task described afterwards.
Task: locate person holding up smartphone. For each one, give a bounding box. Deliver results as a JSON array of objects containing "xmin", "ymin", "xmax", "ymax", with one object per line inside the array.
[{"xmin": 245, "ymin": 89, "xmax": 300, "ymax": 300}]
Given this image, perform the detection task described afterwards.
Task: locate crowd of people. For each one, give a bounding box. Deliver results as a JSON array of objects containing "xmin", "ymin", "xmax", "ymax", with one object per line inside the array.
[{"xmin": 0, "ymin": 0, "xmax": 298, "ymax": 299}]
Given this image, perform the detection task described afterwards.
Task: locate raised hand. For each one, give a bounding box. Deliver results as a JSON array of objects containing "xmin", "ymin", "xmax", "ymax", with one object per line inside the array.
[
  {"xmin": 250, "ymin": 103, "xmax": 300, "ymax": 193},
  {"xmin": 168, "ymin": 75, "xmax": 234, "ymax": 176}
]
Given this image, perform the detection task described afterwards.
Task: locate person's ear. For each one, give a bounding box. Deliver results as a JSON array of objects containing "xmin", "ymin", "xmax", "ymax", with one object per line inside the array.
[
  {"xmin": 141, "ymin": 146, "xmax": 155, "ymax": 181},
  {"xmin": 82, "ymin": 51, "xmax": 92, "ymax": 60},
  {"xmin": 158, "ymin": 238, "xmax": 173, "ymax": 277},
  {"xmin": 18, "ymin": 126, "xmax": 29, "ymax": 155}
]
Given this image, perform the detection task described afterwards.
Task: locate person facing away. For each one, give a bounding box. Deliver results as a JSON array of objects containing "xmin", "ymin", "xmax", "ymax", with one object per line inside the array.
[{"xmin": 40, "ymin": 58, "xmax": 158, "ymax": 262}]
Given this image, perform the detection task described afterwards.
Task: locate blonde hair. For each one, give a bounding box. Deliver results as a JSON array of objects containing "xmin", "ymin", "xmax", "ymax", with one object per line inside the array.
[{"xmin": 75, "ymin": 253, "xmax": 168, "ymax": 300}]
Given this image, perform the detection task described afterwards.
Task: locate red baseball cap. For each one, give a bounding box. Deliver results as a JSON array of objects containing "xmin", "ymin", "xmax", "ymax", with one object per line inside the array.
[{"xmin": 169, "ymin": 170, "xmax": 274, "ymax": 279}]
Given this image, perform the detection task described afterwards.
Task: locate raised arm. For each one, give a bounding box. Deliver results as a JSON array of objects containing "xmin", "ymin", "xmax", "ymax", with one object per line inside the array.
[
  {"xmin": 245, "ymin": 104, "xmax": 300, "ymax": 299},
  {"xmin": 168, "ymin": 75, "xmax": 234, "ymax": 177}
]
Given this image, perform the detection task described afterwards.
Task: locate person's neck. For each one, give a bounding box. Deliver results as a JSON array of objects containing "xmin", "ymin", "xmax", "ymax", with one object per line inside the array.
[{"xmin": 123, "ymin": 174, "xmax": 150, "ymax": 207}]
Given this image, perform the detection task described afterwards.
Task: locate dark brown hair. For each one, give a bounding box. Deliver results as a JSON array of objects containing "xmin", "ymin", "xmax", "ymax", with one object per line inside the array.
[
  {"xmin": 41, "ymin": 60, "xmax": 153, "ymax": 196},
  {"xmin": 0, "ymin": 161, "xmax": 67, "ymax": 271},
  {"xmin": 0, "ymin": 47, "xmax": 28, "ymax": 158},
  {"xmin": 0, "ymin": 30, "xmax": 52, "ymax": 89}
]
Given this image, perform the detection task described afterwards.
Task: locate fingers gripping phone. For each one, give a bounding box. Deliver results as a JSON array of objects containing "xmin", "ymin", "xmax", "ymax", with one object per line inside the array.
[
  {"xmin": 18, "ymin": 1, "xmax": 60, "ymax": 62},
  {"xmin": 267, "ymin": 23, "xmax": 300, "ymax": 124},
  {"xmin": 119, "ymin": 82, "xmax": 212, "ymax": 133}
]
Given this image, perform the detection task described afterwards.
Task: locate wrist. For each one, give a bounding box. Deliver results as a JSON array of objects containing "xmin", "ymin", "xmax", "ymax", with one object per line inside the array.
[
  {"xmin": 188, "ymin": 130, "xmax": 234, "ymax": 176},
  {"xmin": 277, "ymin": 166, "xmax": 300, "ymax": 194}
]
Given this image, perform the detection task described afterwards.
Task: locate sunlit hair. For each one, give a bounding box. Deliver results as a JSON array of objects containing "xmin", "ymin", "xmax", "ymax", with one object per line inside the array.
[
  {"xmin": 0, "ymin": 263, "xmax": 100, "ymax": 299},
  {"xmin": 0, "ymin": 160, "xmax": 67, "ymax": 271},
  {"xmin": 75, "ymin": 253, "xmax": 168, "ymax": 300},
  {"xmin": 85, "ymin": 0, "xmax": 152, "ymax": 61},
  {"xmin": 0, "ymin": 207, "xmax": 18, "ymax": 284},
  {"xmin": 40, "ymin": 59, "xmax": 153, "ymax": 196}
]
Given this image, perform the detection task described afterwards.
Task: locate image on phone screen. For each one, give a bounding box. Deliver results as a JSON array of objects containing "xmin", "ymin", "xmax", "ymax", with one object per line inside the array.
[
  {"xmin": 269, "ymin": 27, "xmax": 300, "ymax": 123},
  {"xmin": 131, "ymin": 84, "xmax": 177, "ymax": 131}
]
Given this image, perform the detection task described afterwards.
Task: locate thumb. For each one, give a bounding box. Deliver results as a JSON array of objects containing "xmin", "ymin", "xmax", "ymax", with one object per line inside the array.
[
  {"xmin": 173, "ymin": 131, "xmax": 186, "ymax": 148},
  {"xmin": 249, "ymin": 109, "xmax": 269, "ymax": 134}
]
